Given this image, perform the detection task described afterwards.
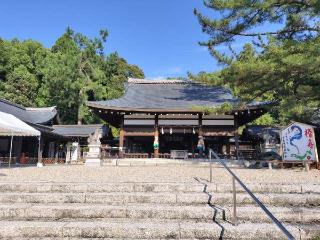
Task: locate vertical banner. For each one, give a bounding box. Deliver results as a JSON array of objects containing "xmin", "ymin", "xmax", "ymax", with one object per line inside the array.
[{"xmin": 281, "ymin": 122, "xmax": 317, "ymax": 161}]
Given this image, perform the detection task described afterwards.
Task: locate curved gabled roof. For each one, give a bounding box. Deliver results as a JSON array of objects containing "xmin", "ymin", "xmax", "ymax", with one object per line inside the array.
[
  {"xmin": 0, "ymin": 99, "xmax": 57, "ymax": 124},
  {"xmin": 88, "ymin": 78, "xmax": 239, "ymax": 112},
  {"xmin": 52, "ymin": 124, "xmax": 109, "ymax": 138}
]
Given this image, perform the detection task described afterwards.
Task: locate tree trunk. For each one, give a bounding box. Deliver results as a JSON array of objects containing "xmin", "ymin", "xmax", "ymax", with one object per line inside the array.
[
  {"xmin": 77, "ymin": 89, "xmax": 83, "ymax": 125},
  {"xmin": 77, "ymin": 106, "xmax": 82, "ymax": 125}
]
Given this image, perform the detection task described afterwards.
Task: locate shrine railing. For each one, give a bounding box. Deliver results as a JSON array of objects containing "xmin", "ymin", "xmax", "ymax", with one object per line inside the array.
[{"xmin": 208, "ymin": 149, "xmax": 295, "ymax": 240}]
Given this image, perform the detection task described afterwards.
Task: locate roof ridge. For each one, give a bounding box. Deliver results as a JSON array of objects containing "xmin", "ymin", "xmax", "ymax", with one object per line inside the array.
[
  {"xmin": 0, "ymin": 99, "xmax": 56, "ymax": 112},
  {"xmin": 0, "ymin": 99, "xmax": 26, "ymax": 110},
  {"xmin": 128, "ymin": 78, "xmax": 189, "ymax": 84},
  {"xmin": 26, "ymin": 106, "xmax": 56, "ymax": 112},
  {"xmin": 53, "ymin": 124, "xmax": 103, "ymax": 127}
]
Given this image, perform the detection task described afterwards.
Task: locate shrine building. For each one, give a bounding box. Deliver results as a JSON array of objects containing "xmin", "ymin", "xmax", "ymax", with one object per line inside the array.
[{"xmin": 87, "ymin": 78, "xmax": 268, "ymax": 158}]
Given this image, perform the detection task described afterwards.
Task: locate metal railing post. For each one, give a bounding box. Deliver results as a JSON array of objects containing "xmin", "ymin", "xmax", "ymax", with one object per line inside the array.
[
  {"xmin": 209, "ymin": 149, "xmax": 212, "ymax": 183},
  {"xmin": 209, "ymin": 149, "xmax": 295, "ymax": 240},
  {"xmin": 232, "ymin": 176, "xmax": 237, "ymax": 225}
]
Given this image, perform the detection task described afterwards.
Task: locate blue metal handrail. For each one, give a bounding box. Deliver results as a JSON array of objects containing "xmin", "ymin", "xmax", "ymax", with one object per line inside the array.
[{"xmin": 209, "ymin": 149, "xmax": 295, "ymax": 240}]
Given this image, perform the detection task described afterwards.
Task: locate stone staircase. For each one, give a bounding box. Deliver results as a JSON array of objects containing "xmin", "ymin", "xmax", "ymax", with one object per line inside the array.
[{"xmin": 0, "ymin": 181, "xmax": 319, "ymax": 239}]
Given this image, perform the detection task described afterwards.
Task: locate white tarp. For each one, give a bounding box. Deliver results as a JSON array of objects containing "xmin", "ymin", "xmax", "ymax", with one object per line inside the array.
[
  {"xmin": 281, "ymin": 122, "xmax": 318, "ymax": 161},
  {"xmin": 0, "ymin": 111, "xmax": 40, "ymax": 136}
]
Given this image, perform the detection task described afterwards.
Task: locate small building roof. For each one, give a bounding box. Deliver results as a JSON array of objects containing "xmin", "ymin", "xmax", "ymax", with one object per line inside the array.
[
  {"xmin": 0, "ymin": 99, "xmax": 57, "ymax": 124},
  {"xmin": 241, "ymin": 125, "xmax": 281, "ymax": 141},
  {"xmin": 87, "ymin": 78, "xmax": 239, "ymax": 112},
  {"xmin": 52, "ymin": 124, "xmax": 109, "ymax": 138},
  {"xmin": 0, "ymin": 111, "xmax": 40, "ymax": 137}
]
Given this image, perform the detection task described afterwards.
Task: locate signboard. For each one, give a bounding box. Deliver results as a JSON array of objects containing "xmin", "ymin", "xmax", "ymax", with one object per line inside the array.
[{"xmin": 281, "ymin": 122, "xmax": 318, "ymax": 161}]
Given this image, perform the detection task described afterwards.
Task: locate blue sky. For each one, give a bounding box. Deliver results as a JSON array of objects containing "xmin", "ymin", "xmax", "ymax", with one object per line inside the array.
[{"xmin": 0, "ymin": 0, "xmax": 265, "ymax": 78}]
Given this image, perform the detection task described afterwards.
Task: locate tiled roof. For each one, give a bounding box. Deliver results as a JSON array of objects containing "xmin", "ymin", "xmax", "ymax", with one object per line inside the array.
[
  {"xmin": 128, "ymin": 78, "xmax": 187, "ymax": 84},
  {"xmin": 0, "ymin": 99, "xmax": 57, "ymax": 124},
  {"xmin": 88, "ymin": 78, "xmax": 239, "ymax": 111},
  {"xmin": 52, "ymin": 124, "xmax": 109, "ymax": 138},
  {"xmin": 241, "ymin": 125, "xmax": 280, "ymax": 140}
]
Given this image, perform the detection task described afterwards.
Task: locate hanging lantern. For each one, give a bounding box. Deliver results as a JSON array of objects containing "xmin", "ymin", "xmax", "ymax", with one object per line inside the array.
[
  {"xmin": 170, "ymin": 128, "xmax": 172, "ymax": 135},
  {"xmin": 192, "ymin": 128, "xmax": 195, "ymax": 134},
  {"xmin": 183, "ymin": 129, "xmax": 186, "ymax": 134},
  {"xmin": 161, "ymin": 127, "xmax": 164, "ymax": 134}
]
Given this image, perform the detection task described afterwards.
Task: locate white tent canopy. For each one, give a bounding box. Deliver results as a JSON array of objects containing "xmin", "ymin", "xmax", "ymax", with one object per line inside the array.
[
  {"xmin": 0, "ymin": 111, "xmax": 40, "ymax": 167},
  {"xmin": 0, "ymin": 111, "xmax": 40, "ymax": 136}
]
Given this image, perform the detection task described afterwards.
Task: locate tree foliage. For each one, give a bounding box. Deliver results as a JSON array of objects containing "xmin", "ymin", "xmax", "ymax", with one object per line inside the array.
[
  {"xmin": 194, "ymin": 0, "xmax": 320, "ymax": 56},
  {"xmin": 0, "ymin": 28, "xmax": 144, "ymax": 124},
  {"xmin": 194, "ymin": 0, "xmax": 320, "ymax": 125},
  {"xmin": 0, "ymin": 39, "xmax": 46, "ymax": 106},
  {"xmin": 223, "ymin": 38, "xmax": 320, "ymax": 123}
]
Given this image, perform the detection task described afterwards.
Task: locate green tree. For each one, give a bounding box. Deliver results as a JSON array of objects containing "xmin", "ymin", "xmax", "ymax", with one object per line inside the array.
[
  {"xmin": 252, "ymin": 113, "xmax": 275, "ymax": 126},
  {"xmin": 103, "ymin": 52, "xmax": 144, "ymax": 100},
  {"xmin": 222, "ymin": 38, "xmax": 320, "ymax": 124},
  {"xmin": 37, "ymin": 51, "xmax": 80, "ymax": 124},
  {"xmin": 37, "ymin": 28, "xmax": 144, "ymax": 124},
  {"xmin": 0, "ymin": 28, "xmax": 144, "ymax": 124},
  {"xmin": 188, "ymin": 71, "xmax": 224, "ymax": 86},
  {"xmin": 195, "ymin": 0, "xmax": 320, "ymax": 124},
  {"xmin": 0, "ymin": 39, "xmax": 46, "ymax": 106},
  {"xmin": 2, "ymin": 65, "xmax": 38, "ymax": 106},
  {"xmin": 37, "ymin": 28, "xmax": 108, "ymax": 124},
  {"xmin": 194, "ymin": 0, "xmax": 320, "ymax": 58}
]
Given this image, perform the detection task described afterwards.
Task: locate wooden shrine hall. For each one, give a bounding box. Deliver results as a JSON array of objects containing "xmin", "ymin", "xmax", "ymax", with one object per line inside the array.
[{"xmin": 87, "ymin": 78, "xmax": 268, "ymax": 159}]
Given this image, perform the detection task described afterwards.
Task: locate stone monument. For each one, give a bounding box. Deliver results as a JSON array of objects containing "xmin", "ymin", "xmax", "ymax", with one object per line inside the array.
[{"xmin": 85, "ymin": 128, "xmax": 102, "ymax": 167}]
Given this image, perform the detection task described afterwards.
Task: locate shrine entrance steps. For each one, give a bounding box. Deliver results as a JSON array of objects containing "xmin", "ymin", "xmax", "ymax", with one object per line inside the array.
[
  {"xmin": 103, "ymin": 157, "xmax": 244, "ymax": 167},
  {"xmin": 0, "ymin": 181, "xmax": 319, "ymax": 239}
]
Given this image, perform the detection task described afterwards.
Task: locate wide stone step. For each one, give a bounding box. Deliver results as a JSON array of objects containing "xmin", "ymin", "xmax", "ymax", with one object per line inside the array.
[
  {"xmin": 0, "ymin": 191, "xmax": 319, "ymax": 207},
  {"xmin": 216, "ymin": 205, "xmax": 320, "ymax": 224},
  {"xmin": 0, "ymin": 203, "xmax": 319, "ymax": 224},
  {"xmin": 211, "ymin": 192, "xmax": 320, "ymax": 206},
  {"xmin": 1, "ymin": 181, "xmax": 320, "ymax": 196},
  {"xmin": 0, "ymin": 219, "xmax": 314, "ymax": 239},
  {"xmin": 0, "ymin": 192, "xmax": 209, "ymax": 205},
  {"xmin": 1, "ymin": 181, "xmax": 319, "ymax": 195},
  {"xmin": 0, "ymin": 203, "xmax": 213, "ymax": 220},
  {"xmin": 211, "ymin": 183, "xmax": 320, "ymax": 194},
  {"xmin": 0, "ymin": 182, "xmax": 205, "ymax": 193}
]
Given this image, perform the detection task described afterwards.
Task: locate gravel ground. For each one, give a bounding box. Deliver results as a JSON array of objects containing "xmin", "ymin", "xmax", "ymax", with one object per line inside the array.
[{"xmin": 0, "ymin": 164, "xmax": 319, "ymax": 184}]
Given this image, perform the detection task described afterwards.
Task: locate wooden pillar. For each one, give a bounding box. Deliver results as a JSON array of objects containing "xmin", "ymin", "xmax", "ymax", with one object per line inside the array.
[
  {"xmin": 55, "ymin": 140, "xmax": 60, "ymax": 164},
  {"xmin": 66, "ymin": 143, "xmax": 71, "ymax": 164},
  {"xmin": 226, "ymin": 142, "xmax": 231, "ymax": 156},
  {"xmin": 198, "ymin": 114, "xmax": 203, "ymax": 137},
  {"xmin": 119, "ymin": 115, "xmax": 124, "ymax": 158},
  {"xmin": 154, "ymin": 114, "xmax": 159, "ymax": 158},
  {"xmin": 234, "ymin": 122, "xmax": 240, "ymax": 160}
]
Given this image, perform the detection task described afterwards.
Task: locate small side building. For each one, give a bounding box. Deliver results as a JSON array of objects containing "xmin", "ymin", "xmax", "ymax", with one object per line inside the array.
[
  {"xmin": 52, "ymin": 124, "xmax": 112, "ymax": 162},
  {"xmin": 0, "ymin": 99, "xmax": 64, "ymax": 164}
]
